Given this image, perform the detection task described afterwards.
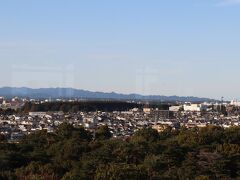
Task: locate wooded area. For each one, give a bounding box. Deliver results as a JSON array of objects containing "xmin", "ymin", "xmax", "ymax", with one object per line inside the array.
[{"xmin": 0, "ymin": 124, "xmax": 239, "ymax": 179}]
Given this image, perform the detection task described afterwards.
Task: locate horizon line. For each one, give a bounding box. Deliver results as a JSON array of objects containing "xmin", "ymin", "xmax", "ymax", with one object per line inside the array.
[{"xmin": 0, "ymin": 86, "xmax": 218, "ymax": 100}]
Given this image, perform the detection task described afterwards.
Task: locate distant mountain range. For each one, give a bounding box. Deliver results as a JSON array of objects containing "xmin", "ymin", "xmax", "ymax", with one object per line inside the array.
[{"xmin": 0, "ymin": 87, "xmax": 216, "ymax": 102}]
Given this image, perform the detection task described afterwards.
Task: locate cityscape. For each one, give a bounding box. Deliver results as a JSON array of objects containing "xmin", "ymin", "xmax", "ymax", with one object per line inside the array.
[
  {"xmin": 0, "ymin": 95, "xmax": 239, "ymax": 179},
  {"xmin": 0, "ymin": 96, "xmax": 239, "ymax": 142},
  {"xmin": 1, "ymin": 0, "xmax": 240, "ymax": 179}
]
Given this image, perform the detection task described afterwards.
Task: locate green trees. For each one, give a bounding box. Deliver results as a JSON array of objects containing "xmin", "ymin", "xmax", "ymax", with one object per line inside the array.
[
  {"xmin": 0, "ymin": 125, "xmax": 239, "ymax": 179},
  {"xmin": 15, "ymin": 162, "xmax": 59, "ymax": 180},
  {"xmin": 198, "ymin": 126, "xmax": 225, "ymax": 145},
  {"xmin": 95, "ymin": 163, "xmax": 148, "ymax": 180},
  {"xmin": 95, "ymin": 125, "xmax": 112, "ymax": 140},
  {"xmin": 131, "ymin": 127, "xmax": 159, "ymax": 142},
  {"xmin": 20, "ymin": 101, "xmax": 145, "ymax": 113},
  {"xmin": 0, "ymin": 134, "xmax": 5, "ymax": 142},
  {"xmin": 56, "ymin": 123, "xmax": 92, "ymax": 141}
]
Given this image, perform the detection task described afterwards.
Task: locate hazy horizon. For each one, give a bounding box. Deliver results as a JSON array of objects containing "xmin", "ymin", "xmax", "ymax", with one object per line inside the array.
[
  {"xmin": 0, "ymin": 86, "xmax": 216, "ymax": 99},
  {"xmin": 1, "ymin": 0, "xmax": 240, "ymax": 99}
]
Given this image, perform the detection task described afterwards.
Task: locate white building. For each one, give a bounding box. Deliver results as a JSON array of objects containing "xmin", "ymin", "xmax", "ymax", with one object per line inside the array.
[
  {"xmin": 183, "ymin": 103, "xmax": 207, "ymax": 112},
  {"xmin": 230, "ymin": 99, "xmax": 240, "ymax": 106},
  {"xmin": 29, "ymin": 112, "xmax": 47, "ymax": 117},
  {"xmin": 143, "ymin": 108, "xmax": 152, "ymax": 114},
  {"xmin": 169, "ymin": 106, "xmax": 182, "ymax": 112}
]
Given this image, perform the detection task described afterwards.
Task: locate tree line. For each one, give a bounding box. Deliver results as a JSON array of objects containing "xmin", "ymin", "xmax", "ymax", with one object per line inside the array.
[
  {"xmin": 0, "ymin": 124, "xmax": 239, "ymax": 179},
  {"xmin": 19, "ymin": 101, "xmax": 170, "ymax": 113}
]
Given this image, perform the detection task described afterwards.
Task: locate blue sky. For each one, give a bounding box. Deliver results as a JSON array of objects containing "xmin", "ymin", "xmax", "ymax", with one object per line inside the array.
[{"xmin": 0, "ymin": 0, "xmax": 240, "ymax": 99}]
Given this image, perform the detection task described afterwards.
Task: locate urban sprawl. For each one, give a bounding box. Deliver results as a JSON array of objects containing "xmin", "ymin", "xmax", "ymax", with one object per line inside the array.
[{"xmin": 0, "ymin": 97, "xmax": 240, "ymax": 142}]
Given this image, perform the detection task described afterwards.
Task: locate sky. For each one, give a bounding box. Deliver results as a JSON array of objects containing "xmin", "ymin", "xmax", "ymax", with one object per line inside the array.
[{"xmin": 0, "ymin": 0, "xmax": 240, "ymax": 100}]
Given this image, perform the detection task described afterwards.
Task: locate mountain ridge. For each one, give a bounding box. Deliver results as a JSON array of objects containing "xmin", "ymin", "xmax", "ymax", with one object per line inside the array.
[{"xmin": 0, "ymin": 87, "xmax": 216, "ymax": 102}]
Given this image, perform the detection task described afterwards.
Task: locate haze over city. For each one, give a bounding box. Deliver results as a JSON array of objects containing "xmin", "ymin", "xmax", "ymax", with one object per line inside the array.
[{"xmin": 1, "ymin": 0, "xmax": 240, "ymax": 99}]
